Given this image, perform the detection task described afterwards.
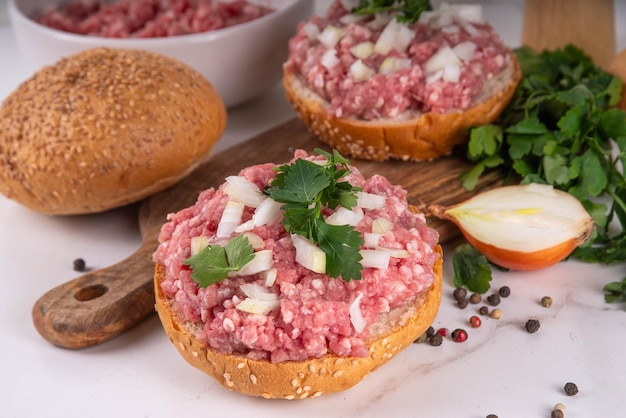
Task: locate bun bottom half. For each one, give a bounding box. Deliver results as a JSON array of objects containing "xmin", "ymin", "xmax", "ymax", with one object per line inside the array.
[
  {"xmin": 283, "ymin": 57, "xmax": 521, "ymax": 162},
  {"xmin": 154, "ymin": 246, "xmax": 443, "ymax": 399}
]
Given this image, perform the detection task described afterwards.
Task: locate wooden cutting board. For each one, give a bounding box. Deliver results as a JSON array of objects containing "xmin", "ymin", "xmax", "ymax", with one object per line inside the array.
[{"xmin": 31, "ymin": 118, "xmax": 505, "ymax": 349}]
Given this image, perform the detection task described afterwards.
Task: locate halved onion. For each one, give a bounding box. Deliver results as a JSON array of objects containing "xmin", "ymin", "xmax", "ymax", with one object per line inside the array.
[
  {"xmin": 291, "ymin": 234, "xmax": 326, "ymax": 273},
  {"xmin": 429, "ymin": 184, "xmax": 595, "ymax": 271}
]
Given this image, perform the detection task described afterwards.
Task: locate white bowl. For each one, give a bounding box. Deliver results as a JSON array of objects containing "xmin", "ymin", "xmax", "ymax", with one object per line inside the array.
[{"xmin": 9, "ymin": 0, "xmax": 313, "ymax": 107}]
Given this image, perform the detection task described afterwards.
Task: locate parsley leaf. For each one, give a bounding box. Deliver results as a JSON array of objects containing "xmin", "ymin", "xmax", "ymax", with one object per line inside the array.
[
  {"xmin": 459, "ymin": 44, "xmax": 626, "ymax": 303},
  {"xmin": 266, "ymin": 149, "xmax": 364, "ymax": 281},
  {"xmin": 184, "ymin": 234, "xmax": 254, "ymax": 287},
  {"xmin": 352, "ymin": 0, "xmax": 432, "ymax": 24},
  {"xmin": 452, "ymin": 244, "xmax": 493, "ymax": 294}
]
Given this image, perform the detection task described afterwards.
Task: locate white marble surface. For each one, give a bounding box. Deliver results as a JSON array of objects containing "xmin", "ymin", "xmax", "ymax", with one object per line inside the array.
[{"xmin": 2, "ymin": 1, "xmax": 626, "ymax": 417}]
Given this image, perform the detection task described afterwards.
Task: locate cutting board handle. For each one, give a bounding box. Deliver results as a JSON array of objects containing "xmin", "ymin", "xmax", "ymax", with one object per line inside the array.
[{"xmin": 32, "ymin": 242, "xmax": 156, "ymax": 349}]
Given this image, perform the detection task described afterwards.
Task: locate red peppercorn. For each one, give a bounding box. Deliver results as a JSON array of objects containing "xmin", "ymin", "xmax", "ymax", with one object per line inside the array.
[
  {"xmin": 470, "ymin": 315, "xmax": 482, "ymax": 328},
  {"xmin": 451, "ymin": 328, "xmax": 468, "ymax": 342},
  {"xmin": 437, "ymin": 328, "xmax": 449, "ymax": 337}
]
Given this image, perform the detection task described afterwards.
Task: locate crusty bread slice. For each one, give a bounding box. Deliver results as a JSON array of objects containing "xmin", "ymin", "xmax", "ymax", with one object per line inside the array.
[
  {"xmin": 154, "ymin": 245, "xmax": 442, "ymax": 399},
  {"xmin": 283, "ymin": 56, "xmax": 521, "ymax": 162}
]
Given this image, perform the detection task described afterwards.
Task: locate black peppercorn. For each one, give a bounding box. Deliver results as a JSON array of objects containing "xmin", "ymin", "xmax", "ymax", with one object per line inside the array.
[
  {"xmin": 469, "ymin": 292, "xmax": 481, "ymax": 304},
  {"xmin": 498, "ymin": 286, "xmax": 511, "ymax": 297},
  {"xmin": 453, "ymin": 287, "xmax": 467, "ymax": 301},
  {"xmin": 426, "ymin": 326, "xmax": 435, "ymax": 338},
  {"xmin": 479, "ymin": 306, "xmax": 489, "ymax": 315},
  {"xmin": 457, "ymin": 298, "xmax": 469, "ymax": 309},
  {"xmin": 486, "ymin": 415, "xmax": 499, "ymax": 418},
  {"xmin": 525, "ymin": 319, "xmax": 541, "ymax": 333},
  {"xmin": 73, "ymin": 258, "xmax": 86, "ymax": 272},
  {"xmin": 564, "ymin": 382, "xmax": 579, "ymax": 396},
  {"xmin": 487, "ymin": 293, "xmax": 501, "ymax": 306},
  {"xmin": 429, "ymin": 333, "xmax": 443, "ymax": 346},
  {"xmin": 551, "ymin": 410, "xmax": 564, "ymax": 418}
]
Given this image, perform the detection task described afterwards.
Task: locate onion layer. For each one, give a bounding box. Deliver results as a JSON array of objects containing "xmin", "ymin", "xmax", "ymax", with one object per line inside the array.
[{"xmin": 430, "ymin": 184, "xmax": 594, "ymax": 271}]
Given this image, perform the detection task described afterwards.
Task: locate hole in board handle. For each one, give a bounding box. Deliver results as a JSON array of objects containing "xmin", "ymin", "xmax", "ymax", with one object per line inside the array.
[{"xmin": 74, "ymin": 284, "xmax": 109, "ymax": 301}]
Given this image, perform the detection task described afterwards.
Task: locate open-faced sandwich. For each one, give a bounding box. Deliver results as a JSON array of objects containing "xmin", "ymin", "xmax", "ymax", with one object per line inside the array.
[
  {"xmin": 153, "ymin": 149, "xmax": 442, "ymax": 399},
  {"xmin": 283, "ymin": 0, "xmax": 520, "ymax": 161}
]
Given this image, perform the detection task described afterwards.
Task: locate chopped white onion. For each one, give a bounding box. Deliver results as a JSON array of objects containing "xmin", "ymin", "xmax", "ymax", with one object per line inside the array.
[
  {"xmin": 339, "ymin": 13, "xmax": 366, "ymax": 24},
  {"xmin": 235, "ymin": 249, "xmax": 274, "ymax": 276},
  {"xmin": 339, "ymin": 0, "xmax": 359, "ymax": 11},
  {"xmin": 426, "ymin": 69, "xmax": 443, "ymax": 84},
  {"xmin": 190, "ymin": 236, "xmax": 209, "ymax": 256},
  {"xmin": 321, "ymin": 48, "xmax": 341, "ymax": 70},
  {"xmin": 350, "ymin": 41, "xmax": 375, "ymax": 59},
  {"xmin": 237, "ymin": 283, "xmax": 279, "ymax": 315},
  {"xmin": 240, "ymin": 282, "xmax": 277, "ymax": 300},
  {"xmin": 241, "ymin": 232, "xmax": 265, "ymax": 250},
  {"xmin": 252, "ymin": 197, "xmax": 283, "ymax": 227},
  {"xmin": 363, "ymin": 232, "xmax": 382, "ymax": 248},
  {"xmin": 261, "ymin": 267, "xmax": 278, "ymax": 287},
  {"xmin": 375, "ymin": 246, "xmax": 411, "ymax": 258},
  {"xmin": 367, "ymin": 11, "xmax": 393, "ymax": 30},
  {"xmin": 317, "ymin": 24, "xmax": 346, "ymax": 48},
  {"xmin": 379, "ymin": 57, "xmax": 412, "ymax": 75},
  {"xmin": 374, "ymin": 18, "xmax": 415, "ymax": 55},
  {"xmin": 349, "ymin": 292, "xmax": 366, "ymax": 333},
  {"xmin": 357, "ymin": 191, "xmax": 386, "ymax": 210},
  {"xmin": 360, "ymin": 249, "xmax": 391, "ymax": 269},
  {"xmin": 291, "ymin": 234, "xmax": 326, "ymax": 274},
  {"xmin": 223, "ymin": 176, "xmax": 265, "ymax": 208},
  {"xmin": 452, "ymin": 4, "xmax": 484, "ymax": 23},
  {"xmin": 349, "ymin": 59, "xmax": 376, "ymax": 82},
  {"xmin": 301, "ymin": 22, "xmax": 320, "ymax": 40},
  {"xmin": 326, "ymin": 206, "xmax": 364, "ymax": 226},
  {"xmin": 452, "ymin": 41, "xmax": 477, "ymax": 61},
  {"xmin": 443, "ymin": 63, "xmax": 461, "ymax": 83},
  {"xmin": 216, "ymin": 200, "xmax": 245, "ymax": 238},
  {"xmin": 424, "ymin": 44, "xmax": 462, "ymax": 75},
  {"xmin": 372, "ymin": 217, "xmax": 393, "ymax": 234}
]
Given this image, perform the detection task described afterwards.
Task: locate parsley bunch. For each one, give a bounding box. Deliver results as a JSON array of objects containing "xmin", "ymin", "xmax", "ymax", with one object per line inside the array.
[
  {"xmin": 266, "ymin": 149, "xmax": 364, "ymax": 281},
  {"xmin": 455, "ymin": 44, "xmax": 626, "ymax": 302},
  {"xmin": 352, "ymin": 0, "xmax": 432, "ymax": 24}
]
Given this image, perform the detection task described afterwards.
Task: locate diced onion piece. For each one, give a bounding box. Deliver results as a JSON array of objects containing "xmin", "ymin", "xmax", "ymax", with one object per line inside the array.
[
  {"xmin": 379, "ymin": 57, "xmax": 412, "ymax": 75},
  {"xmin": 190, "ymin": 236, "xmax": 209, "ymax": 256},
  {"xmin": 253, "ymin": 197, "xmax": 283, "ymax": 226},
  {"xmin": 237, "ymin": 283, "xmax": 279, "ymax": 315},
  {"xmin": 376, "ymin": 246, "xmax": 411, "ymax": 258},
  {"xmin": 349, "ymin": 59, "xmax": 376, "ymax": 82},
  {"xmin": 234, "ymin": 219, "xmax": 254, "ymax": 233},
  {"xmin": 374, "ymin": 18, "xmax": 415, "ymax": 55},
  {"xmin": 339, "ymin": 0, "xmax": 359, "ymax": 10},
  {"xmin": 339, "ymin": 13, "xmax": 366, "ymax": 24},
  {"xmin": 216, "ymin": 200, "xmax": 245, "ymax": 238},
  {"xmin": 321, "ymin": 48, "xmax": 340, "ymax": 70},
  {"xmin": 363, "ymin": 232, "xmax": 381, "ymax": 248},
  {"xmin": 235, "ymin": 249, "xmax": 273, "ymax": 276},
  {"xmin": 426, "ymin": 69, "xmax": 443, "ymax": 84},
  {"xmin": 453, "ymin": 41, "xmax": 477, "ymax": 61},
  {"xmin": 317, "ymin": 24, "xmax": 346, "ymax": 48},
  {"xmin": 301, "ymin": 22, "xmax": 320, "ymax": 40},
  {"xmin": 349, "ymin": 292, "xmax": 366, "ymax": 333},
  {"xmin": 223, "ymin": 176, "xmax": 265, "ymax": 208},
  {"xmin": 292, "ymin": 234, "xmax": 326, "ymax": 274},
  {"xmin": 261, "ymin": 267, "xmax": 278, "ymax": 287},
  {"xmin": 367, "ymin": 11, "xmax": 393, "ymax": 30},
  {"xmin": 350, "ymin": 41, "xmax": 375, "ymax": 59},
  {"xmin": 242, "ymin": 232, "xmax": 265, "ymax": 250},
  {"xmin": 451, "ymin": 4, "xmax": 484, "ymax": 23},
  {"xmin": 326, "ymin": 206, "xmax": 364, "ymax": 226},
  {"xmin": 443, "ymin": 63, "xmax": 461, "ymax": 83},
  {"xmin": 424, "ymin": 45, "xmax": 462, "ymax": 75},
  {"xmin": 372, "ymin": 217, "xmax": 393, "ymax": 234},
  {"xmin": 360, "ymin": 249, "xmax": 391, "ymax": 269},
  {"xmin": 357, "ymin": 191, "xmax": 386, "ymax": 210}
]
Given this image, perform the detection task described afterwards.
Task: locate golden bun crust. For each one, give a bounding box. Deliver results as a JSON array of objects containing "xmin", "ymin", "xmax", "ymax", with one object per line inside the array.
[
  {"xmin": 283, "ymin": 56, "xmax": 520, "ymax": 162},
  {"xmin": 154, "ymin": 245, "xmax": 442, "ymax": 399},
  {"xmin": 0, "ymin": 47, "xmax": 226, "ymax": 215}
]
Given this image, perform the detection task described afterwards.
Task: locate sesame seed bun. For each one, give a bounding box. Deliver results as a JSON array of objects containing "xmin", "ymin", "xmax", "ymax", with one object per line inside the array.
[
  {"xmin": 283, "ymin": 56, "xmax": 520, "ymax": 162},
  {"xmin": 0, "ymin": 47, "xmax": 226, "ymax": 215},
  {"xmin": 153, "ymin": 245, "xmax": 442, "ymax": 399}
]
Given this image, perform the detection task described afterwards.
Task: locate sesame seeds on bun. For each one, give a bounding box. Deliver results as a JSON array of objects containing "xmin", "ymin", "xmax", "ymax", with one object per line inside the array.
[{"xmin": 0, "ymin": 47, "xmax": 226, "ymax": 215}]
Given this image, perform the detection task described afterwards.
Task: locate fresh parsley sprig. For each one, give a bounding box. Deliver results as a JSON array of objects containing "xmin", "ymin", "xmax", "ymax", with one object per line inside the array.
[
  {"xmin": 352, "ymin": 0, "xmax": 432, "ymax": 24},
  {"xmin": 184, "ymin": 234, "xmax": 254, "ymax": 288},
  {"xmin": 455, "ymin": 44, "xmax": 626, "ymax": 299},
  {"xmin": 266, "ymin": 149, "xmax": 364, "ymax": 282}
]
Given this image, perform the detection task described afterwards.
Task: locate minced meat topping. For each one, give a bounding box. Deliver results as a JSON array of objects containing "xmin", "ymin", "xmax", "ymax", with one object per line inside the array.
[
  {"xmin": 284, "ymin": 0, "xmax": 511, "ymax": 120},
  {"xmin": 153, "ymin": 150, "xmax": 439, "ymax": 363}
]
